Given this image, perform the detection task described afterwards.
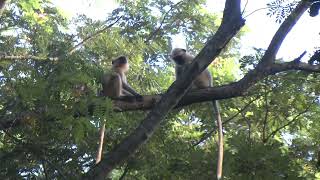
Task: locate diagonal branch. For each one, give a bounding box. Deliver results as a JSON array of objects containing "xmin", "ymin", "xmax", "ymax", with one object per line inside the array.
[
  {"xmin": 259, "ymin": 1, "xmax": 310, "ymax": 66},
  {"xmin": 82, "ymin": 3, "xmax": 312, "ymax": 177},
  {"xmin": 237, "ymin": 1, "xmax": 310, "ymax": 94},
  {"xmin": 265, "ymin": 101, "xmax": 313, "ymax": 142},
  {"xmin": 83, "ymin": 0, "xmax": 245, "ymax": 179},
  {"xmin": 262, "ymin": 84, "xmax": 270, "ymax": 142},
  {"xmin": 192, "ymin": 96, "xmax": 260, "ymax": 147},
  {"xmin": 144, "ymin": 1, "xmax": 183, "ymax": 43},
  {"xmin": 68, "ymin": 16, "xmax": 123, "ymax": 55}
]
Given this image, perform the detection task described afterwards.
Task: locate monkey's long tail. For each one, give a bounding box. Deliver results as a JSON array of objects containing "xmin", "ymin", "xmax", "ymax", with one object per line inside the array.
[
  {"xmin": 96, "ymin": 123, "xmax": 106, "ymax": 164},
  {"xmin": 212, "ymin": 100, "xmax": 223, "ymax": 180}
]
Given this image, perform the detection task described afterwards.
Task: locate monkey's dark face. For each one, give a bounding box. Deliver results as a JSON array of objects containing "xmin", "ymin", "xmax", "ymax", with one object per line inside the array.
[
  {"xmin": 171, "ymin": 48, "xmax": 187, "ymax": 66},
  {"xmin": 172, "ymin": 55, "xmax": 186, "ymax": 65},
  {"xmin": 112, "ymin": 56, "xmax": 127, "ymax": 65},
  {"xmin": 112, "ymin": 56, "xmax": 129, "ymax": 72}
]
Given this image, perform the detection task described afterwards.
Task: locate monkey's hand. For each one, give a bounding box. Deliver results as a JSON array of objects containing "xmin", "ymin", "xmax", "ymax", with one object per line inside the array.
[{"xmin": 135, "ymin": 94, "xmax": 143, "ymax": 102}]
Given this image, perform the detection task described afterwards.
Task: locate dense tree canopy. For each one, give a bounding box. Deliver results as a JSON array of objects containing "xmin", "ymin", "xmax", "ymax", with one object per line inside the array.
[{"xmin": 0, "ymin": 0, "xmax": 320, "ymax": 179}]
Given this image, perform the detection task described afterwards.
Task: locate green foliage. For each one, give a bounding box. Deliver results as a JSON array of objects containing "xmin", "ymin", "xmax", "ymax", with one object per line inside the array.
[
  {"xmin": 0, "ymin": 0, "xmax": 319, "ymax": 179},
  {"xmin": 267, "ymin": 0, "xmax": 297, "ymax": 23}
]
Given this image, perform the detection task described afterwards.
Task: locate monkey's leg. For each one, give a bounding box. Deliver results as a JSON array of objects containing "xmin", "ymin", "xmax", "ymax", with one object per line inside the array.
[
  {"xmin": 212, "ymin": 100, "xmax": 223, "ymax": 180},
  {"xmin": 120, "ymin": 89, "xmax": 142, "ymax": 102},
  {"xmin": 122, "ymin": 89, "xmax": 134, "ymax": 96},
  {"xmin": 122, "ymin": 83, "xmax": 141, "ymax": 97},
  {"xmin": 122, "ymin": 83, "xmax": 143, "ymax": 101},
  {"xmin": 103, "ymin": 74, "xmax": 122, "ymax": 97}
]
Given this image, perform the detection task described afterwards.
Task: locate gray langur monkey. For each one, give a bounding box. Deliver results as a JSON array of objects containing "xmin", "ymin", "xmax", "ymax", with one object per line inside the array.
[
  {"xmin": 170, "ymin": 48, "xmax": 224, "ymax": 180},
  {"xmin": 97, "ymin": 56, "xmax": 142, "ymax": 164},
  {"xmin": 101, "ymin": 56, "xmax": 142, "ymax": 99}
]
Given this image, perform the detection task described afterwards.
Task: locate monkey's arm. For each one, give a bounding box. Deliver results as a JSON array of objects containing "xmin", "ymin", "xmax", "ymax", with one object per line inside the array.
[
  {"xmin": 122, "ymin": 83, "xmax": 142, "ymax": 97},
  {"xmin": 175, "ymin": 67, "xmax": 184, "ymax": 80}
]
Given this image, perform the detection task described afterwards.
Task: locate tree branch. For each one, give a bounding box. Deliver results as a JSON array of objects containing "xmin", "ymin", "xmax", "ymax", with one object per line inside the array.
[
  {"xmin": 271, "ymin": 61, "xmax": 320, "ymax": 73},
  {"xmin": 119, "ymin": 163, "xmax": 130, "ymax": 180},
  {"xmin": 83, "ymin": 1, "xmax": 245, "ymax": 179},
  {"xmin": 262, "ymin": 85, "xmax": 270, "ymax": 142},
  {"xmin": 0, "ymin": 54, "xmax": 58, "ymax": 61},
  {"xmin": 68, "ymin": 16, "xmax": 123, "ymax": 55},
  {"xmin": 144, "ymin": 1, "xmax": 183, "ymax": 43},
  {"xmin": 2, "ymin": 52, "xmax": 320, "ymax": 132},
  {"xmin": 237, "ymin": 1, "xmax": 310, "ymax": 94},
  {"xmin": 192, "ymin": 96, "xmax": 260, "ymax": 147},
  {"xmin": 259, "ymin": 1, "xmax": 310, "ymax": 66},
  {"xmin": 265, "ymin": 102, "xmax": 313, "ymax": 142}
]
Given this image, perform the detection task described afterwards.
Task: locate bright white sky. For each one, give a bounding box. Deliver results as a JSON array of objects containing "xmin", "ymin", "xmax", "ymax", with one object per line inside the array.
[{"xmin": 52, "ymin": 0, "xmax": 320, "ymax": 61}]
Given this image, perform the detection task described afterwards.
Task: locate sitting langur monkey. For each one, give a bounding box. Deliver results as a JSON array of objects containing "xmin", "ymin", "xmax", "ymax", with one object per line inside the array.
[
  {"xmin": 102, "ymin": 56, "xmax": 142, "ymax": 99},
  {"xmin": 96, "ymin": 56, "xmax": 142, "ymax": 164},
  {"xmin": 170, "ymin": 48, "xmax": 223, "ymax": 180}
]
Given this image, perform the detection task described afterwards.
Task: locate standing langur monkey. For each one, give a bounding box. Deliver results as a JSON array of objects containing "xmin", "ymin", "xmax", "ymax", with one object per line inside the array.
[
  {"xmin": 95, "ymin": 56, "xmax": 142, "ymax": 164},
  {"xmin": 170, "ymin": 48, "xmax": 223, "ymax": 180}
]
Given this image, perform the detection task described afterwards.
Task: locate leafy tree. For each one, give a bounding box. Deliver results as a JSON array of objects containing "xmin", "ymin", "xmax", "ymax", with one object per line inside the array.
[{"xmin": 0, "ymin": 0, "xmax": 320, "ymax": 180}]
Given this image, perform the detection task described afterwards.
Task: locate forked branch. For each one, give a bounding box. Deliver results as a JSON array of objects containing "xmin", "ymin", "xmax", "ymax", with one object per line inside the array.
[{"xmin": 83, "ymin": 0, "xmax": 245, "ymax": 179}]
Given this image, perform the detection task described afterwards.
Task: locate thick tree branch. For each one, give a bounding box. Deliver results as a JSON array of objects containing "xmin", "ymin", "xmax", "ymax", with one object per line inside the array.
[
  {"xmin": 271, "ymin": 60, "xmax": 320, "ymax": 73},
  {"xmin": 2, "ymin": 52, "xmax": 319, "ymax": 132},
  {"xmin": 111, "ymin": 52, "xmax": 316, "ymax": 113},
  {"xmin": 237, "ymin": 1, "xmax": 310, "ymax": 93},
  {"xmin": 83, "ymin": 2, "xmax": 315, "ymax": 177},
  {"xmin": 259, "ymin": 1, "xmax": 310, "ymax": 66},
  {"xmin": 83, "ymin": 1, "xmax": 245, "ymax": 179},
  {"xmin": 113, "ymin": 84, "xmax": 243, "ymax": 112}
]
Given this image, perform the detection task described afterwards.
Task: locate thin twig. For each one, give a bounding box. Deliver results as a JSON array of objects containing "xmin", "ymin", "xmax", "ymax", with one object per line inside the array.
[
  {"xmin": 0, "ymin": 54, "xmax": 58, "ymax": 61},
  {"xmin": 68, "ymin": 16, "xmax": 123, "ymax": 55},
  {"xmin": 241, "ymin": 0, "xmax": 249, "ymax": 15},
  {"xmin": 119, "ymin": 163, "xmax": 130, "ymax": 180},
  {"xmin": 244, "ymin": 7, "xmax": 270, "ymax": 18},
  {"xmin": 262, "ymin": 82, "xmax": 270, "ymax": 142},
  {"xmin": 42, "ymin": 160, "xmax": 49, "ymax": 180},
  {"xmin": 144, "ymin": 1, "xmax": 183, "ymax": 43},
  {"xmin": 0, "ymin": 130, "xmax": 67, "ymax": 179},
  {"xmin": 42, "ymin": 158, "xmax": 68, "ymax": 180},
  {"xmin": 265, "ymin": 101, "xmax": 314, "ymax": 142},
  {"xmin": 192, "ymin": 96, "xmax": 260, "ymax": 147},
  {"xmin": 241, "ymin": 112, "xmax": 252, "ymax": 144}
]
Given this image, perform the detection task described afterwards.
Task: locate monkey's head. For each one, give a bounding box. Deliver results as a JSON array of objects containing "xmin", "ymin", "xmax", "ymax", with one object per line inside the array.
[
  {"xmin": 112, "ymin": 56, "xmax": 129, "ymax": 72},
  {"xmin": 170, "ymin": 48, "xmax": 190, "ymax": 66}
]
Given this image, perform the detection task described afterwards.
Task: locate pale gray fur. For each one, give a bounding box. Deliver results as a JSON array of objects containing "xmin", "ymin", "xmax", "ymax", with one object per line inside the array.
[
  {"xmin": 102, "ymin": 56, "xmax": 141, "ymax": 98},
  {"xmin": 170, "ymin": 48, "xmax": 224, "ymax": 180}
]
